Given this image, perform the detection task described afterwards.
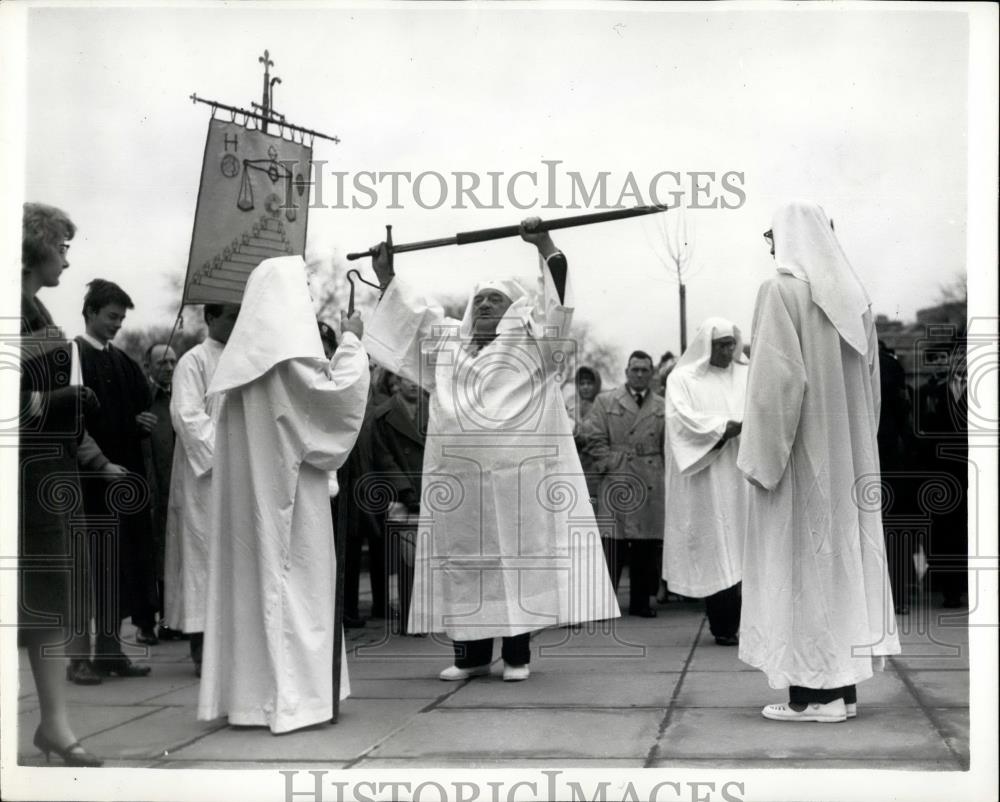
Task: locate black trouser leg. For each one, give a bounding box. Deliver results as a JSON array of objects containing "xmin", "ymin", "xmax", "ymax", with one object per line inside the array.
[
  {"xmin": 705, "ymin": 582, "xmax": 742, "ymax": 639},
  {"xmin": 627, "ymin": 540, "xmax": 659, "ymax": 613},
  {"xmin": 368, "ymin": 525, "xmax": 387, "ymax": 617},
  {"xmin": 189, "ymin": 632, "xmax": 204, "ymax": 665},
  {"xmin": 343, "ymin": 527, "xmax": 363, "ymax": 619},
  {"xmin": 453, "ymin": 638, "xmax": 494, "ymax": 668},
  {"xmin": 601, "ymin": 537, "xmax": 626, "ymax": 592},
  {"xmin": 789, "ymin": 684, "xmax": 856, "ymax": 704},
  {"xmin": 500, "ymin": 633, "xmax": 531, "ymax": 665},
  {"xmin": 92, "ymin": 528, "xmax": 125, "ymax": 664}
]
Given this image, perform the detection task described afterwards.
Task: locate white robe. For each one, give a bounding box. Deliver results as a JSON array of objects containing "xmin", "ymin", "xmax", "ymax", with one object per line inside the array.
[
  {"xmin": 197, "ymin": 334, "xmax": 368, "ymax": 733},
  {"xmin": 662, "ymin": 363, "xmax": 749, "ymax": 598},
  {"xmin": 736, "ymin": 275, "xmax": 900, "ymax": 689},
  {"xmin": 163, "ymin": 337, "xmax": 224, "ymax": 632},
  {"xmin": 364, "ymin": 262, "xmax": 619, "ymax": 641}
]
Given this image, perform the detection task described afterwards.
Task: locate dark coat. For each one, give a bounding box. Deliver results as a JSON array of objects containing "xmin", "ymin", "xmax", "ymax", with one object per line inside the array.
[
  {"xmin": 371, "ymin": 393, "xmax": 428, "ymax": 510},
  {"xmin": 18, "ymin": 291, "xmax": 81, "ymax": 640},
  {"xmin": 75, "ymin": 336, "xmax": 157, "ymax": 619},
  {"xmin": 581, "ymin": 386, "xmax": 666, "ymax": 541}
]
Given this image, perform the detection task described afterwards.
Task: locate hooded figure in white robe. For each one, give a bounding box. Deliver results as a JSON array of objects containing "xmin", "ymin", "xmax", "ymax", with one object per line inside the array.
[
  {"xmin": 163, "ymin": 337, "xmax": 223, "ymax": 634},
  {"xmin": 737, "ymin": 201, "xmax": 900, "ymax": 721},
  {"xmin": 197, "ymin": 256, "xmax": 369, "ymax": 733},
  {"xmin": 662, "ymin": 318, "xmax": 749, "ymax": 618},
  {"xmin": 363, "ymin": 228, "xmax": 619, "ymax": 670}
]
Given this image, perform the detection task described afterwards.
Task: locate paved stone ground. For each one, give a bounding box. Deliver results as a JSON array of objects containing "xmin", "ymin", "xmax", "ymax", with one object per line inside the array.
[{"xmin": 15, "ymin": 585, "xmax": 970, "ymax": 771}]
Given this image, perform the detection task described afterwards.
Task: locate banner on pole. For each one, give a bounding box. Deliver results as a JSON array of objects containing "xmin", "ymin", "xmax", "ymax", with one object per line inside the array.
[{"xmin": 183, "ymin": 118, "xmax": 312, "ymax": 305}]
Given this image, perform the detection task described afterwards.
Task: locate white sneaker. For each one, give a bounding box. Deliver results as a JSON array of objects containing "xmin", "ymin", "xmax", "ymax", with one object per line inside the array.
[
  {"xmin": 761, "ymin": 698, "xmax": 847, "ymax": 723},
  {"xmin": 438, "ymin": 664, "xmax": 490, "ymax": 681},
  {"xmin": 846, "ymin": 702, "xmax": 857, "ymax": 719},
  {"xmin": 502, "ymin": 662, "xmax": 530, "ymax": 682}
]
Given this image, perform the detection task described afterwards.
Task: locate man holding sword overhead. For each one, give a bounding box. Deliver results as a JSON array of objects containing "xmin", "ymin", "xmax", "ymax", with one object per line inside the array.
[{"xmin": 363, "ymin": 217, "xmax": 620, "ymax": 682}]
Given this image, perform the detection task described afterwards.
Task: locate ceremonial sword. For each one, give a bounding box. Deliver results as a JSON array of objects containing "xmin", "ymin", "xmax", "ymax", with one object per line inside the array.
[
  {"xmin": 345, "ymin": 204, "xmax": 670, "ymax": 314},
  {"xmin": 346, "ymin": 204, "xmax": 671, "ymax": 263}
]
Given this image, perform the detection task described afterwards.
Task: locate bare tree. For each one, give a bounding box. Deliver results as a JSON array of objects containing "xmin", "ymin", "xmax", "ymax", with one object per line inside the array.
[{"xmin": 646, "ymin": 208, "xmax": 699, "ymax": 352}]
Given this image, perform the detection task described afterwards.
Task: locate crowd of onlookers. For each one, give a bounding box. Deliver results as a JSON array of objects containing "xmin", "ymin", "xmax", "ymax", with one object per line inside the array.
[{"xmin": 17, "ymin": 200, "xmax": 968, "ymax": 763}]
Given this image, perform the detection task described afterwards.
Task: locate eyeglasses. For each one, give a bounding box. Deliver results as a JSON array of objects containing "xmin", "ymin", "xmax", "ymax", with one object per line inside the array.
[
  {"xmin": 57, "ymin": 243, "xmax": 71, "ymax": 254},
  {"xmin": 762, "ymin": 230, "xmax": 773, "ymax": 243}
]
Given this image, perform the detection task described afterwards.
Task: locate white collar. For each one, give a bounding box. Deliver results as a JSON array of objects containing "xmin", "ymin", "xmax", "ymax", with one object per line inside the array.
[{"xmin": 80, "ymin": 332, "xmax": 110, "ymax": 351}]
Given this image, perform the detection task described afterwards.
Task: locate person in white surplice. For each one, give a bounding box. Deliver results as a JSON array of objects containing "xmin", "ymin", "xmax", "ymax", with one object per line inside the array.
[
  {"xmin": 197, "ymin": 256, "xmax": 370, "ymax": 733},
  {"xmin": 662, "ymin": 317, "xmax": 749, "ymax": 647},
  {"xmin": 363, "ymin": 217, "xmax": 620, "ymax": 683},
  {"xmin": 163, "ymin": 303, "xmax": 239, "ymax": 676},
  {"xmin": 737, "ymin": 201, "xmax": 900, "ymax": 723}
]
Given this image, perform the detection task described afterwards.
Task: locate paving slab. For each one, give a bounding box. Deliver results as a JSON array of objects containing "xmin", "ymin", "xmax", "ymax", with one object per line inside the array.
[
  {"xmin": 530, "ymin": 645, "xmax": 690, "ymax": 674},
  {"xmin": 534, "ymin": 626, "xmax": 698, "ymax": 649},
  {"xmin": 440, "ymin": 672, "xmax": 680, "ymax": 708},
  {"xmin": 674, "ymin": 666, "xmax": 918, "ymax": 708},
  {"xmin": 367, "ymin": 708, "xmax": 665, "ymax": 760},
  {"xmin": 654, "ymin": 707, "xmax": 954, "ymax": 761},
  {"xmin": 891, "ymin": 653, "xmax": 970, "ymax": 670},
  {"xmin": 17, "ymin": 703, "xmax": 159, "ymax": 758},
  {"xmin": 82, "ymin": 705, "xmax": 225, "ymax": 759},
  {"xmin": 905, "ymin": 670, "xmax": 969, "ymax": 707},
  {"xmin": 168, "ymin": 699, "xmax": 429, "ymax": 762},
  {"xmin": 930, "ymin": 707, "xmax": 970, "ymax": 768},
  {"xmin": 686, "ymin": 645, "xmax": 756, "ymax": 672},
  {"xmin": 348, "ymin": 678, "xmax": 454, "ymax": 700},
  {"xmin": 156, "ymin": 760, "xmax": 350, "ymax": 769},
  {"xmin": 140, "ymin": 682, "xmax": 201, "ymax": 707},
  {"xmin": 352, "ymin": 757, "xmax": 648, "ymax": 768},
  {"xmin": 648, "ymin": 757, "xmax": 962, "ymax": 770}
]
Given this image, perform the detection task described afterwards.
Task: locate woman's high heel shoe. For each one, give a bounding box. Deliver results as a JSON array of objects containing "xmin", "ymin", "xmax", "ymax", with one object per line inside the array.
[{"xmin": 33, "ymin": 725, "xmax": 104, "ymax": 767}]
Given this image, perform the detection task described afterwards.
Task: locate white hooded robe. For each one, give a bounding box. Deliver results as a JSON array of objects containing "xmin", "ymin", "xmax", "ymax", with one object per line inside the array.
[
  {"xmin": 364, "ymin": 256, "xmax": 619, "ymax": 640},
  {"xmin": 163, "ymin": 337, "xmax": 224, "ymax": 633},
  {"xmin": 737, "ymin": 201, "xmax": 900, "ymax": 690},
  {"xmin": 662, "ymin": 318, "xmax": 749, "ymax": 598},
  {"xmin": 197, "ymin": 256, "xmax": 369, "ymax": 733}
]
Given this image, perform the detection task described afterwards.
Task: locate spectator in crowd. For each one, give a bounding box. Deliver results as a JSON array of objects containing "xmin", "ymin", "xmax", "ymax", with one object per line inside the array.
[
  {"xmin": 67, "ymin": 279, "xmax": 157, "ymax": 683},
  {"xmin": 371, "ymin": 375, "xmax": 428, "ymax": 629},
  {"xmin": 338, "ymin": 364, "xmax": 394, "ymax": 627},
  {"xmin": 653, "ymin": 350, "xmax": 677, "ymax": 397},
  {"xmin": 877, "ymin": 339, "xmax": 915, "ymax": 614},
  {"xmin": 198, "ymin": 256, "xmax": 369, "ymax": 733},
  {"xmin": 582, "ymin": 350, "xmax": 666, "ymax": 618},
  {"xmin": 916, "ymin": 334, "xmax": 968, "ymax": 609},
  {"xmin": 662, "ymin": 318, "xmax": 749, "ymax": 646},
  {"xmin": 162, "ymin": 304, "xmax": 240, "ymax": 675},
  {"xmin": 143, "ymin": 342, "xmax": 179, "ymax": 641},
  {"xmin": 737, "ymin": 200, "xmax": 899, "ymax": 723},
  {"xmin": 18, "ymin": 201, "xmax": 103, "ymax": 765},
  {"xmin": 364, "ymin": 217, "xmax": 618, "ymax": 681},
  {"xmin": 566, "ymin": 365, "xmax": 604, "ymax": 507}
]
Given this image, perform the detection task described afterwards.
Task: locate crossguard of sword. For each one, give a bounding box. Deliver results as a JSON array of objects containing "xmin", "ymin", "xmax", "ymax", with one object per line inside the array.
[{"xmin": 347, "ymin": 225, "xmax": 392, "ymax": 316}]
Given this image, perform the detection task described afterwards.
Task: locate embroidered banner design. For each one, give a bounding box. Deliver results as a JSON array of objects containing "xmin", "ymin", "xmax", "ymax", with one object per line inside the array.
[{"xmin": 183, "ymin": 119, "xmax": 312, "ymax": 304}]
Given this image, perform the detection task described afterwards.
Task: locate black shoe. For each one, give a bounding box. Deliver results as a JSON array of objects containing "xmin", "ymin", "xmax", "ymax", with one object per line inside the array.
[
  {"xmin": 95, "ymin": 657, "xmax": 151, "ymax": 677},
  {"xmin": 136, "ymin": 628, "xmax": 159, "ymax": 646},
  {"xmin": 33, "ymin": 726, "xmax": 103, "ymax": 768},
  {"xmin": 629, "ymin": 608, "xmax": 657, "ymax": 618},
  {"xmin": 344, "ymin": 615, "xmax": 366, "ymax": 629},
  {"xmin": 65, "ymin": 661, "xmax": 103, "ymax": 686},
  {"xmin": 714, "ymin": 635, "xmax": 739, "ymax": 646},
  {"xmin": 157, "ymin": 625, "xmax": 187, "ymax": 641}
]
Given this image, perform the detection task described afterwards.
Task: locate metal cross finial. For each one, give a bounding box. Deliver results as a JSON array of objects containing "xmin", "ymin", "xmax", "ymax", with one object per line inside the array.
[{"xmin": 257, "ymin": 50, "xmax": 276, "ymax": 132}]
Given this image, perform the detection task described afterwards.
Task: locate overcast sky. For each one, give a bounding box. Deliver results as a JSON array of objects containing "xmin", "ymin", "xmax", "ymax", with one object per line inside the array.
[{"xmin": 5, "ymin": 3, "xmax": 977, "ymax": 376}]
